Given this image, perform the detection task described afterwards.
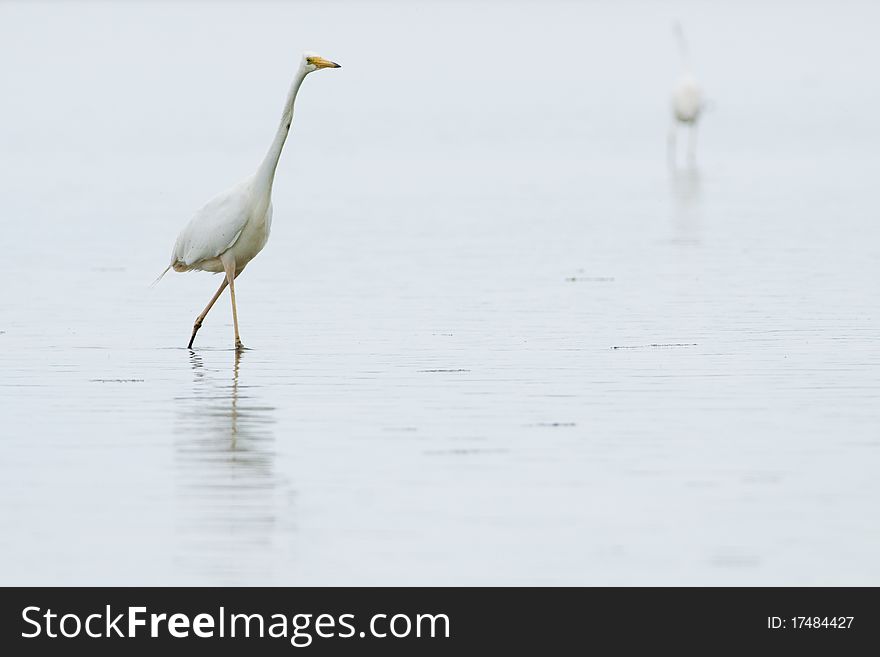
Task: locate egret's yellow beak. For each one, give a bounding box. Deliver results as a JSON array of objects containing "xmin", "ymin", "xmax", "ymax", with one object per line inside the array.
[{"xmin": 308, "ymin": 56, "xmax": 341, "ymax": 69}]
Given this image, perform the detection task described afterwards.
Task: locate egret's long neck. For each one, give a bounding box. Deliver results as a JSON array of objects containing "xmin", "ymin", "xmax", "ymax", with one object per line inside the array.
[
  {"xmin": 256, "ymin": 64, "xmax": 308, "ymax": 193},
  {"xmin": 674, "ymin": 25, "xmax": 692, "ymax": 73}
]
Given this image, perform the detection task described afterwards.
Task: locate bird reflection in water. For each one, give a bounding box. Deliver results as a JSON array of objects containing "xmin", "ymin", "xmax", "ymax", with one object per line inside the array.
[
  {"xmin": 173, "ymin": 349, "xmax": 283, "ymax": 583},
  {"xmin": 670, "ymin": 165, "xmax": 702, "ymax": 244}
]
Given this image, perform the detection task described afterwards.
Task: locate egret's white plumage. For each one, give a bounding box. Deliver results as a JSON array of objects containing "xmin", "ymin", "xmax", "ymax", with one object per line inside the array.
[
  {"xmin": 159, "ymin": 51, "xmax": 340, "ymax": 349},
  {"xmin": 171, "ymin": 176, "xmax": 265, "ymax": 273},
  {"xmin": 672, "ymin": 74, "xmax": 703, "ymax": 124}
]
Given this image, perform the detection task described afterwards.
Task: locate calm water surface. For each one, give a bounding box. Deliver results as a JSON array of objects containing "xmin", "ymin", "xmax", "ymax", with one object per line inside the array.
[{"xmin": 1, "ymin": 0, "xmax": 879, "ymax": 584}]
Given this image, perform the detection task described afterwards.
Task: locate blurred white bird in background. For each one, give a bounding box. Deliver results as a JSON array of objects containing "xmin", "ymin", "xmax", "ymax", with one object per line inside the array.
[
  {"xmin": 668, "ymin": 23, "xmax": 705, "ymax": 168},
  {"xmin": 157, "ymin": 52, "xmax": 341, "ymax": 350}
]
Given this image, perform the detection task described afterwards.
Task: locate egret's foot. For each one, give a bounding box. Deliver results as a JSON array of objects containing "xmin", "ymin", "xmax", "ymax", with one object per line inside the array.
[{"xmin": 188, "ymin": 321, "xmax": 203, "ymax": 349}]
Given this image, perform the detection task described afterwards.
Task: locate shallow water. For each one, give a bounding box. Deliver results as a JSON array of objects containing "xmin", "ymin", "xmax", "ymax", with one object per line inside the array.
[{"xmin": 1, "ymin": 0, "xmax": 879, "ymax": 585}]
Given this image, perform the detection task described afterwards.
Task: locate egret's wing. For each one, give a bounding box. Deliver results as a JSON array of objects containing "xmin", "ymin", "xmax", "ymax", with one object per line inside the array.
[
  {"xmin": 673, "ymin": 76, "xmax": 703, "ymax": 121},
  {"xmin": 172, "ymin": 178, "xmax": 253, "ymax": 267}
]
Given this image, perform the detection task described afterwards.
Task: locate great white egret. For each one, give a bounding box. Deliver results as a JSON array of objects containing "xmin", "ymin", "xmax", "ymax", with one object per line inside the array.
[
  {"xmin": 668, "ymin": 24, "xmax": 704, "ymax": 168},
  {"xmin": 157, "ymin": 51, "xmax": 341, "ymax": 350}
]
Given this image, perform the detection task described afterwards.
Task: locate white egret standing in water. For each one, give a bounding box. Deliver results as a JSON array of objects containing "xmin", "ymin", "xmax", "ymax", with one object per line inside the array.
[
  {"xmin": 668, "ymin": 24, "xmax": 704, "ymax": 168},
  {"xmin": 157, "ymin": 52, "xmax": 341, "ymax": 350}
]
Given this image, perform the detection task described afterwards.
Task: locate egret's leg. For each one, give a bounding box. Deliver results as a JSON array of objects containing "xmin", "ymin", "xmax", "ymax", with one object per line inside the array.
[
  {"xmin": 687, "ymin": 123, "xmax": 699, "ymax": 167},
  {"xmin": 188, "ymin": 278, "xmax": 228, "ymax": 349},
  {"xmin": 221, "ymin": 254, "xmax": 244, "ymax": 350},
  {"xmin": 667, "ymin": 122, "xmax": 678, "ymax": 170}
]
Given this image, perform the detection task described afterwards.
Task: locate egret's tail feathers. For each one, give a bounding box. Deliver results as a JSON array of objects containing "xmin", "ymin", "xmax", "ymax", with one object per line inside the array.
[{"xmin": 152, "ymin": 265, "xmax": 171, "ymax": 287}]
